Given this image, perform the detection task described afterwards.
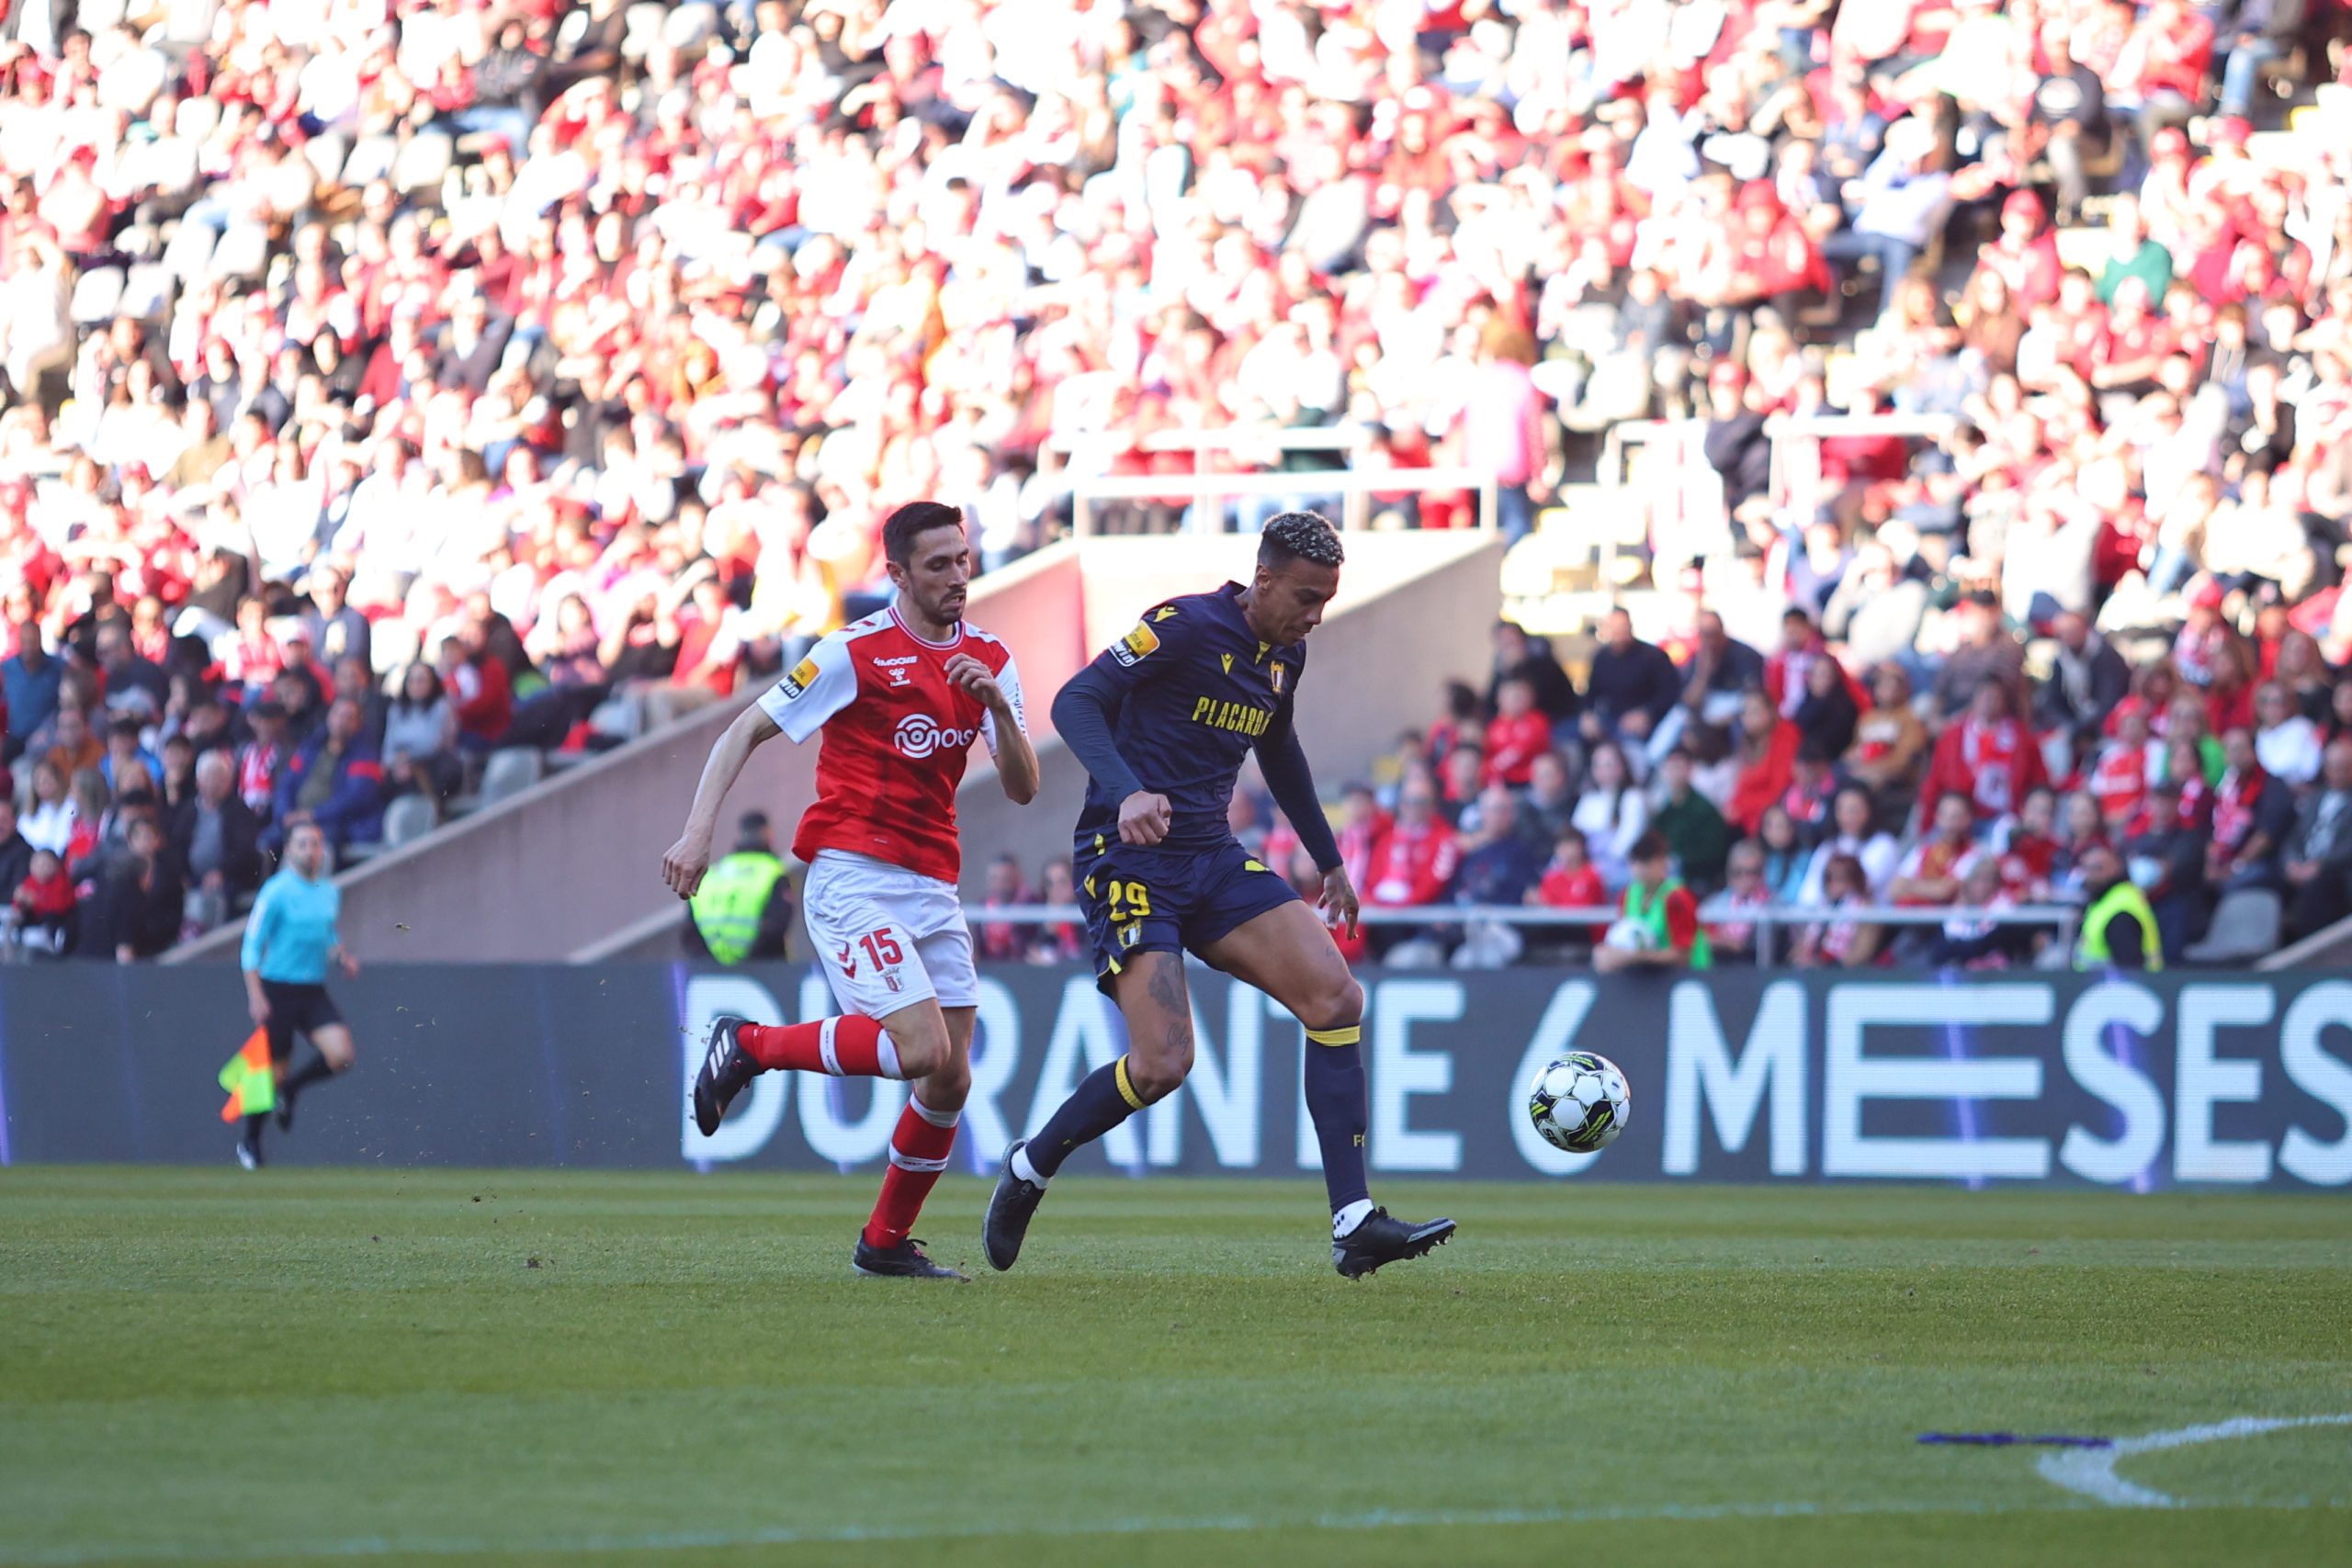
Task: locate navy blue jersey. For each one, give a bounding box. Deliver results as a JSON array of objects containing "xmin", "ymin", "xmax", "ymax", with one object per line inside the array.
[{"xmin": 1070, "ymin": 582, "xmax": 1306, "ymax": 855}]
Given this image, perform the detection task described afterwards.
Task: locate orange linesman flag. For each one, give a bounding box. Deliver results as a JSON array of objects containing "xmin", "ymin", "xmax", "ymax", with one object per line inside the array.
[{"xmin": 218, "ymin": 1029, "xmax": 276, "ymax": 1122}]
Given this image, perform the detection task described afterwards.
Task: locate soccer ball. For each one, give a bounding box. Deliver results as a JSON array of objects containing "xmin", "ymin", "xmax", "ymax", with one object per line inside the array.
[
  {"xmin": 1601, "ymin": 918, "xmax": 1658, "ymax": 953},
  {"xmin": 1528, "ymin": 1051, "xmax": 1631, "ymax": 1155}
]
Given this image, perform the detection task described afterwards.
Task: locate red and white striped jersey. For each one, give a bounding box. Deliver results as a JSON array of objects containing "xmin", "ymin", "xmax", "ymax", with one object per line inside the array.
[{"xmin": 755, "ymin": 604, "xmax": 1024, "ymax": 884}]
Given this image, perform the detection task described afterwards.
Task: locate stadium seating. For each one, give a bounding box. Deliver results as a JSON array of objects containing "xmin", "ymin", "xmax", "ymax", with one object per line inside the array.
[{"xmin": 5, "ymin": 0, "xmax": 2349, "ymax": 968}]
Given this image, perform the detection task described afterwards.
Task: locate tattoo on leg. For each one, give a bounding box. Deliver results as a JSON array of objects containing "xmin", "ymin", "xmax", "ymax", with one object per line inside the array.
[{"xmin": 1148, "ymin": 959, "xmax": 1193, "ymax": 1054}]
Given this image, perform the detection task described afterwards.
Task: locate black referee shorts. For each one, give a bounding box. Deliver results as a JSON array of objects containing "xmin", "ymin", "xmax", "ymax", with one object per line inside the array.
[{"xmin": 261, "ymin": 980, "xmax": 344, "ymax": 1063}]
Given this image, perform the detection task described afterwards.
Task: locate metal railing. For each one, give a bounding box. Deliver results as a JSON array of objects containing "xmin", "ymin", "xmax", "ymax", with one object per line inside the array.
[
  {"xmin": 1769, "ymin": 412, "xmax": 1960, "ymax": 539},
  {"xmin": 971, "ymin": 901, "xmax": 2080, "ymax": 967},
  {"xmin": 1595, "ymin": 412, "xmax": 1961, "ymax": 582},
  {"xmin": 1052, "ymin": 465, "xmax": 1499, "ymax": 537},
  {"xmin": 1040, "ymin": 425, "xmax": 1375, "ymax": 468}
]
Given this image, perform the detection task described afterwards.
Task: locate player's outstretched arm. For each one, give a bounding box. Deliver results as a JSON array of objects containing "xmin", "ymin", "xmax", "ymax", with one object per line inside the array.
[{"xmin": 662, "ymin": 704, "xmax": 781, "ymax": 897}]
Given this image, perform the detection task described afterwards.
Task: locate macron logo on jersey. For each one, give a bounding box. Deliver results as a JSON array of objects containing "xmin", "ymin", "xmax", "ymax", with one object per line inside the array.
[{"xmin": 893, "ymin": 715, "xmax": 978, "ymax": 759}]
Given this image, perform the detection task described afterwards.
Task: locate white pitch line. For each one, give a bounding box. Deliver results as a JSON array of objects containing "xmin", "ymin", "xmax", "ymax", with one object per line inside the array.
[
  {"xmin": 4, "ymin": 1493, "xmax": 2347, "ymax": 1566},
  {"xmin": 2037, "ymin": 1414, "xmax": 2352, "ymax": 1508}
]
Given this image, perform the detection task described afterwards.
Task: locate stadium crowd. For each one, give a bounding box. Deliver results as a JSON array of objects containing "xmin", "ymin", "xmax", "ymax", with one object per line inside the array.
[{"xmin": 2, "ymin": 0, "xmax": 2351, "ymax": 959}]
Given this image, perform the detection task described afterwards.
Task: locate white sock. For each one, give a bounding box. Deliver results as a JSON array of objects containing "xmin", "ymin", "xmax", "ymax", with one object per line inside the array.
[
  {"xmin": 875, "ymin": 1033, "xmax": 902, "ymax": 1078},
  {"xmin": 1010, "ymin": 1145, "xmax": 1046, "ymax": 1187},
  {"xmin": 1332, "ymin": 1199, "xmax": 1374, "ymax": 1238}
]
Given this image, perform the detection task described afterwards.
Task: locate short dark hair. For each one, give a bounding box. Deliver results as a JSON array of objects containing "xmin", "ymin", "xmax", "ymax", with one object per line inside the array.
[
  {"xmin": 1630, "ymin": 829, "xmax": 1670, "ymax": 864},
  {"xmin": 1259, "ymin": 511, "xmax": 1343, "ymax": 570},
  {"xmin": 882, "ymin": 502, "xmax": 965, "ymax": 566}
]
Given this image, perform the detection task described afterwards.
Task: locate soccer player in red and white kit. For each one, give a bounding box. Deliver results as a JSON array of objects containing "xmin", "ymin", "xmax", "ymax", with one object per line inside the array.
[{"xmin": 661, "ymin": 502, "xmax": 1039, "ymax": 1280}]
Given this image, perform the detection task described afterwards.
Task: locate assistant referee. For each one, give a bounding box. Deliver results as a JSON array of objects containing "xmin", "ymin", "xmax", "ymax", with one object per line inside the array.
[{"xmin": 236, "ymin": 821, "xmax": 359, "ymax": 1169}]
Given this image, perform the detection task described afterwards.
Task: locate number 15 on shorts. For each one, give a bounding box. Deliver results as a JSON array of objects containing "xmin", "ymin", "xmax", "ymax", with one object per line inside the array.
[{"xmin": 838, "ymin": 928, "xmax": 904, "ymax": 985}]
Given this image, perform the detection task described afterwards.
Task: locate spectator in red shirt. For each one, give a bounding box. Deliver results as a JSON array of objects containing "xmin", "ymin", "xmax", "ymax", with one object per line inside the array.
[
  {"xmin": 439, "ymin": 630, "xmax": 514, "ymax": 752},
  {"xmin": 1528, "ymin": 827, "xmax": 1608, "ymax": 946},
  {"xmin": 1729, "ymin": 688, "xmax": 1802, "ymax": 834},
  {"xmin": 1364, "ymin": 773, "xmax": 1460, "ymax": 957},
  {"xmin": 2091, "ymin": 276, "xmax": 2176, "ymax": 400},
  {"xmin": 1482, "ymin": 677, "xmax": 1551, "ymax": 788},
  {"xmin": 1027, "ymin": 860, "xmax": 1086, "ymax": 965},
  {"xmin": 974, "ymin": 853, "xmax": 1035, "ymax": 964},
  {"xmin": 1918, "ymin": 681, "xmax": 2050, "ymax": 830},
  {"xmin": 1973, "ymin": 188, "xmax": 2063, "ymax": 309},
  {"xmin": 1331, "ymin": 783, "xmax": 1393, "ymax": 893},
  {"xmin": 1892, "ymin": 792, "xmax": 1986, "ymax": 908},
  {"xmin": 2089, "ymin": 702, "xmax": 2156, "ymax": 829}
]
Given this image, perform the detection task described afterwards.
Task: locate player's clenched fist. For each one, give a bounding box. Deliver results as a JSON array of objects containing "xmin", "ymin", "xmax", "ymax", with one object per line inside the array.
[
  {"xmin": 1117, "ymin": 790, "xmax": 1172, "ymax": 846},
  {"xmin": 944, "ymin": 653, "xmax": 1008, "ymax": 710},
  {"xmin": 662, "ymin": 833, "xmax": 712, "ymax": 897}
]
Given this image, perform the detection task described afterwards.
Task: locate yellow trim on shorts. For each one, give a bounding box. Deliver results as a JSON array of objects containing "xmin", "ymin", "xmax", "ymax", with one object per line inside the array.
[
  {"xmin": 1306, "ymin": 1024, "xmax": 1362, "ymax": 1046},
  {"xmin": 1114, "ymin": 1054, "xmax": 1146, "ymax": 1111}
]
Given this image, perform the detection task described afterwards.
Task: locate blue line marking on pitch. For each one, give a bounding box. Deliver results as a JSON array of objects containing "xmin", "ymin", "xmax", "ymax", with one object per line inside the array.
[
  {"xmin": 2106, "ymin": 1015, "xmax": 2158, "ymax": 1194},
  {"xmin": 1937, "ymin": 969, "xmax": 1984, "ymax": 1190},
  {"xmin": 1919, "ymin": 1433, "xmax": 2114, "ymax": 1448}
]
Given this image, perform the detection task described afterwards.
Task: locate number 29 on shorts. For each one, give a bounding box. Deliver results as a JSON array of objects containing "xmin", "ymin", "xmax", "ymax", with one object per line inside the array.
[{"xmin": 1104, "ymin": 880, "xmax": 1150, "ymax": 919}]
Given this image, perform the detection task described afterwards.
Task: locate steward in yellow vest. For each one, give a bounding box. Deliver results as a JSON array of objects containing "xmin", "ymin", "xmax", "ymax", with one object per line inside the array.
[
  {"xmin": 686, "ymin": 811, "xmax": 795, "ymax": 964},
  {"xmin": 2075, "ymin": 844, "xmax": 2162, "ymax": 971}
]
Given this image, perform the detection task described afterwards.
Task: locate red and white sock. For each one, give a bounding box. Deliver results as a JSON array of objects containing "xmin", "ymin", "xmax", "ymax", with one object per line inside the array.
[
  {"xmin": 738, "ymin": 1016, "xmax": 903, "ymax": 1078},
  {"xmin": 862, "ymin": 1097, "xmax": 960, "ymax": 1250}
]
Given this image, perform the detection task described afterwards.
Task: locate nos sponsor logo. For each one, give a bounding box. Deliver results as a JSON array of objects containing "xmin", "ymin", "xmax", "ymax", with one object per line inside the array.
[{"xmin": 894, "ymin": 714, "xmax": 978, "ymax": 759}]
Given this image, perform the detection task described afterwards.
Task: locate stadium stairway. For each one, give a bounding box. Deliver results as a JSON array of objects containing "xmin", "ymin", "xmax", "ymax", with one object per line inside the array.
[{"xmin": 164, "ymin": 531, "xmax": 1503, "ymax": 965}]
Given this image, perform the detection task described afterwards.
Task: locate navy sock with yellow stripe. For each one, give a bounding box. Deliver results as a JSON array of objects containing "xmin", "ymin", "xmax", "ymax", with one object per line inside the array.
[
  {"xmin": 1026, "ymin": 1054, "xmax": 1148, "ymax": 1179},
  {"xmin": 1303, "ymin": 1024, "xmax": 1371, "ymax": 1217}
]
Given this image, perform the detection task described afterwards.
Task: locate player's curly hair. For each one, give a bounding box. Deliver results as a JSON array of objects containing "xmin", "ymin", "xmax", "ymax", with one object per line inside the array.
[{"xmin": 1259, "ymin": 510, "xmax": 1344, "ymax": 570}]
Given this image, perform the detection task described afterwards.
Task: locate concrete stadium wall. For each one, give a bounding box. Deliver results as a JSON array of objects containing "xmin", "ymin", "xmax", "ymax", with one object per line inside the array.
[{"xmin": 167, "ymin": 532, "xmax": 1499, "ymax": 966}]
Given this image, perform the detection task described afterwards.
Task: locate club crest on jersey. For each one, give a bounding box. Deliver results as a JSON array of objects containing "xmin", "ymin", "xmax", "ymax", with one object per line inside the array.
[
  {"xmin": 778, "ymin": 656, "xmax": 820, "ymax": 699},
  {"xmin": 1112, "ymin": 622, "xmax": 1160, "ymax": 666},
  {"xmin": 1272, "ymin": 662, "xmax": 1285, "ymax": 694}
]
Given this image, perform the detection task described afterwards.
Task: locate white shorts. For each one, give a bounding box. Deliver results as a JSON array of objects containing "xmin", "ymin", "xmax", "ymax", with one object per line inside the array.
[{"xmin": 802, "ymin": 850, "xmax": 978, "ymax": 1019}]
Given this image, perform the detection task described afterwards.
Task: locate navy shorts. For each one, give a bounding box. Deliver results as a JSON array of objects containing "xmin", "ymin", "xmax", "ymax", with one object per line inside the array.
[
  {"xmin": 1072, "ymin": 836, "xmax": 1301, "ymax": 993},
  {"xmin": 261, "ymin": 981, "xmax": 343, "ymax": 1063}
]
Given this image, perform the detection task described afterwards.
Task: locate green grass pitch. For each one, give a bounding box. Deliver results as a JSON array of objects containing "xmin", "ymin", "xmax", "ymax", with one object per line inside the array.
[{"xmin": 2, "ymin": 1169, "xmax": 2347, "ymax": 1567}]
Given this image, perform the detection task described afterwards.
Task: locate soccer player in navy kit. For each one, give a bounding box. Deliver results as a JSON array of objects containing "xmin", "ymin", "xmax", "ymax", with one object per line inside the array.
[{"xmin": 985, "ymin": 512, "xmax": 1455, "ymax": 1278}]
